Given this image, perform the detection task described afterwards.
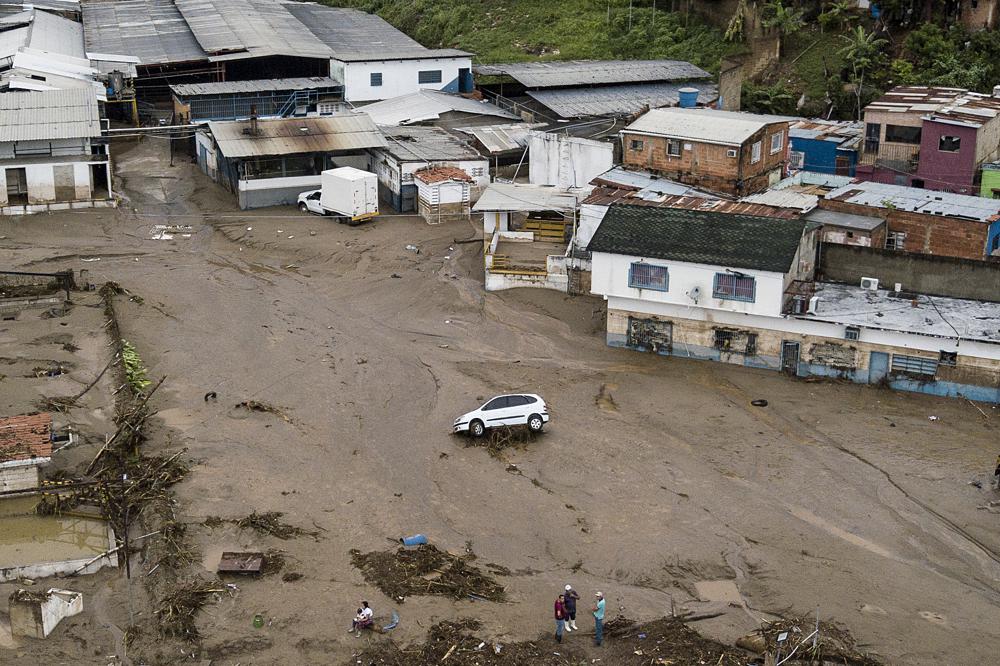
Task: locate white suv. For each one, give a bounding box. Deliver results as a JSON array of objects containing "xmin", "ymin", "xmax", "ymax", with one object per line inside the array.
[{"xmin": 453, "ymin": 394, "xmax": 549, "ymax": 437}]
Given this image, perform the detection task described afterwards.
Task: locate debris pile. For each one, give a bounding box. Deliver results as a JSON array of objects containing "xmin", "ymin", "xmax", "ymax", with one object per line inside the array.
[
  {"xmin": 233, "ymin": 400, "xmax": 291, "ymax": 423},
  {"xmin": 344, "ymin": 615, "xmax": 752, "ymax": 665},
  {"xmin": 155, "ymin": 580, "xmax": 228, "ymax": 639},
  {"xmin": 350, "ymin": 545, "xmax": 506, "ymax": 602},
  {"xmin": 202, "ymin": 511, "xmax": 320, "ymax": 540},
  {"xmin": 743, "ymin": 616, "xmax": 883, "ymax": 665},
  {"xmin": 465, "ymin": 425, "xmax": 536, "ymax": 458}
]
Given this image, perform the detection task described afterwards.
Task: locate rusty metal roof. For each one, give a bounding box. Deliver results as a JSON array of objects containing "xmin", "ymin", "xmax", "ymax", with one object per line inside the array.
[
  {"xmin": 0, "ymin": 413, "xmax": 52, "ymax": 463},
  {"xmin": 583, "ymin": 187, "xmax": 799, "ymax": 219},
  {"xmin": 208, "ymin": 113, "xmax": 386, "ymax": 158}
]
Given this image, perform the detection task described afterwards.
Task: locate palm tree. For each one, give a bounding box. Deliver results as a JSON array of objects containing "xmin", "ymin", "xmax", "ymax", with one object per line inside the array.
[
  {"xmin": 819, "ymin": 1, "xmax": 854, "ymax": 33},
  {"xmin": 762, "ymin": 1, "xmax": 805, "ymax": 36},
  {"xmin": 838, "ymin": 26, "xmax": 888, "ymax": 120}
]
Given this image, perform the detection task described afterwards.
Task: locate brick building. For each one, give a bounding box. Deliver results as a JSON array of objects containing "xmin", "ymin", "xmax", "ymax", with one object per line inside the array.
[
  {"xmin": 620, "ymin": 108, "xmax": 790, "ymax": 197},
  {"xmin": 0, "ymin": 413, "xmax": 52, "ymax": 492},
  {"xmin": 819, "ymin": 181, "xmax": 1000, "ymax": 260}
]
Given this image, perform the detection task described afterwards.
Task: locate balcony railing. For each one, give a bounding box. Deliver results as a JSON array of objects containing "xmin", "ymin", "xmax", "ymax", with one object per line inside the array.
[{"xmin": 857, "ymin": 142, "xmax": 919, "ymax": 174}]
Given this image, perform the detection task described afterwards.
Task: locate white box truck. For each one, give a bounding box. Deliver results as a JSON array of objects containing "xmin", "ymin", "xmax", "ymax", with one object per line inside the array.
[{"xmin": 297, "ymin": 167, "xmax": 378, "ymax": 225}]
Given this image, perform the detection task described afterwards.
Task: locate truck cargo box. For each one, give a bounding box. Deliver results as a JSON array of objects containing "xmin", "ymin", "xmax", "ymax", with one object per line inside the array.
[{"xmin": 320, "ymin": 167, "xmax": 378, "ymax": 221}]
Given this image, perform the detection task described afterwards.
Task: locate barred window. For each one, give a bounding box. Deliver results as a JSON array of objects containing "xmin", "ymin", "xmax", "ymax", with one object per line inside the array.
[
  {"xmin": 418, "ymin": 70, "xmax": 443, "ymax": 84},
  {"xmin": 628, "ymin": 263, "xmax": 669, "ymax": 291},
  {"xmin": 891, "ymin": 354, "xmax": 938, "ymax": 376},
  {"xmin": 370, "ymin": 72, "xmax": 383, "ymax": 87},
  {"xmin": 713, "ymin": 273, "xmax": 755, "ymax": 302}
]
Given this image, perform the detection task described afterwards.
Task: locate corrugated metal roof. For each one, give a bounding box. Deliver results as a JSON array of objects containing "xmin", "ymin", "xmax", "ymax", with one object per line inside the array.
[
  {"xmin": 0, "ymin": 88, "xmax": 100, "ymax": 141},
  {"xmin": 453, "ymin": 123, "xmax": 540, "ymax": 154},
  {"xmin": 176, "ymin": 0, "xmax": 333, "ymax": 61},
  {"xmin": 171, "ymin": 77, "xmax": 340, "ymax": 97},
  {"xmin": 473, "ymin": 59, "xmax": 710, "ymax": 89},
  {"xmin": 83, "ymin": 0, "xmax": 208, "ymax": 65},
  {"xmin": 583, "ymin": 187, "xmax": 799, "ymax": 219},
  {"xmin": 29, "ymin": 8, "xmax": 85, "ymax": 58},
  {"xmin": 0, "ymin": 24, "xmax": 28, "ymax": 60},
  {"xmin": 789, "ymin": 118, "xmax": 863, "ymax": 147},
  {"xmin": 284, "ymin": 3, "xmax": 470, "ymax": 62},
  {"xmin": 527, "ymin": 82, "xmax": 718, "ymax": 118},
  {"xmin": 208, "ymin": 113, "xmax": 387, "ymax": 158},
  {"xmin": 356, "ymin": 89, "xmax": 516, "ymax": 126},
  {"xmin": 824, "ymin": 181, "xmax": 1000, "ymax": 223},
  {"xmin": 473, "ymin": 183, "xmax": 586, "ymax": 212},
  {"xmin": 804, "ymin": 208, "xmax": 884, "ymax": 231},
  {"xmin": 740, "ymin": 189, "xmax": 817, "ymax": 212},
  {"xmin": 624, "ymin": 107, "xmax": 793, "ymax": 145},
  {"xmin": 379, "ymin": 125, "xmax": 482, "ymax": 162}
]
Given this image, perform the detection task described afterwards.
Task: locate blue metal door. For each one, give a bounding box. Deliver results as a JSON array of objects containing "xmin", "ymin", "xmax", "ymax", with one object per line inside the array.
[{"xmin": 869, "ymin": 352, "xmax": 890, "ymax": 384}]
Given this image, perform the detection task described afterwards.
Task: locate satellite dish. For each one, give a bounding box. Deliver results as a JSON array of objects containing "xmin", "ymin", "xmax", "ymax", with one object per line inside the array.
[{"xmin": 688, "ymin": 286, "xmax": 701, "ymax": 303}]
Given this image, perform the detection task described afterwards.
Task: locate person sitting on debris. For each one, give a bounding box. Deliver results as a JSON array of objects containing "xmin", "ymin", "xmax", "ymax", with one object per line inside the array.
[
  {"xmin": 563, "ymin": 584, "xmax": 580, "ymax": 631},
  {"xmin": 350, "ymin": 600, "xmax": 374, "ymax": 634}
]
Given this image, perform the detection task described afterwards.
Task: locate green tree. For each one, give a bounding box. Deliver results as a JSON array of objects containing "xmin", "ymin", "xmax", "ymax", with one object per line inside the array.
[
  {"xmin": 762, "ymin": 1, "xmax": 805, "ymax": 36},
  {"xmin": 745, "ymin": 82, "xmax": 796, "ymax": 115},
  {"xmin": 818, "ymin": 1, "xmax": 854, "ymax": 33},
  {"xmin": 838, "ymin": 26, "xmax": 888, "ymax": 120}
]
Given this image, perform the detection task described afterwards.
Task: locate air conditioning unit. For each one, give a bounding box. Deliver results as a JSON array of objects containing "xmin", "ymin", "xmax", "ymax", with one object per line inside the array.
[
  {"xmin": 845, "ymin": 326, "xmax": 861, "ymax": 341},
  {"xmin": 860, "ymin": 277, "xmax": 879, "ymax": 291},
  {"xmin": 791, "ymin": 295, "xmax": 807, "ymax": 314},
  {"xmin": 807, "ymin": 295, "xmax": 820, "ymax": 314}
]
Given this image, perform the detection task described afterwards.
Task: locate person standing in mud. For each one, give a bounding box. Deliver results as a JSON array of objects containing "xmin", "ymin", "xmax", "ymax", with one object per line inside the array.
[
  {"xmin": 993, "ymin": 454, "xmax": 1000, "ymax": 490},
  {"xmin": 592, "ymin": 591, "xmax": 605, "ymax": 646},
  {"xmin": 554, "ymin": 594, "xmax": 567, "ymax": 643},
  {"xmin": 563, "ymin": 584, "xmax": 580, "ymax": 631}
]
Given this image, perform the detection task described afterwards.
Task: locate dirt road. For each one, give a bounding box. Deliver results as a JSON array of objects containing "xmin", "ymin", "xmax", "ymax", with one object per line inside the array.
[{"xmin": 2, "ymin": 138, "xmax": 999, "ymax": 664}]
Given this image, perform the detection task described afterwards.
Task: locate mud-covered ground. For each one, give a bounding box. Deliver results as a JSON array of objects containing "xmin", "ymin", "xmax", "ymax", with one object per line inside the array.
[{"xmin": 1, "ymin": 138, "xmax": 999, "ymax": 665}]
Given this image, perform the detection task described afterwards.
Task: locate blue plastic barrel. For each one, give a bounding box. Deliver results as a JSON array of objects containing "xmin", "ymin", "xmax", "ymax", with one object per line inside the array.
[
  {"xmin": 678, "ymin": 87, "xmax": 699, "ymax": 108},
  {"xmin": 400, "ymin": 534, "xmax": 427, "ymax": 546}
]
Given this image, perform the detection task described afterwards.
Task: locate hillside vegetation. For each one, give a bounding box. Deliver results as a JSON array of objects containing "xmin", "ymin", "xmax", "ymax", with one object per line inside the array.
[{"xmin": 322, "ymin": 0, "xmax": 1000, "ymax": 121}]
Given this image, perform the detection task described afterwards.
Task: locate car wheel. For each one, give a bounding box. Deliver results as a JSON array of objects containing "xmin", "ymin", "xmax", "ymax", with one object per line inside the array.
[
  {"xmin": 298, "ymin": 203, "xmax": 308, "ymax": 213},
  {"xmin": 527, "ymin": 414, "xmax": 544, "ymax": 432},
  {"xmin": 469, "ymin": 420, "xmax": 485, "ymax": 438}
]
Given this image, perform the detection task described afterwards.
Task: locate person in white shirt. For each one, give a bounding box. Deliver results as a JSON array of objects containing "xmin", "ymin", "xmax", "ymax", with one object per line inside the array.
[{"xmin": 350, "ymin": 600, "xmax": 374, "ymax": 635}]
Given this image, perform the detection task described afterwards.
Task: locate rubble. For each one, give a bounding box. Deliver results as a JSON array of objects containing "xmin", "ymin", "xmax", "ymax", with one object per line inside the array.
[{"xmin": 350, "ymin": 545, "xmax": 506, "ymax": 602}]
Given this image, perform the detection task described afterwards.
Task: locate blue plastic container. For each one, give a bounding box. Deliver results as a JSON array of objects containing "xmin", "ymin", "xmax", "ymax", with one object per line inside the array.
[
  {"xmin": 678, "ymin": 87, "xmax": 699, "ymax": 108},
  {"xmin": 400, "ymin": 534, "xmax": 428, "ymax": 546}
]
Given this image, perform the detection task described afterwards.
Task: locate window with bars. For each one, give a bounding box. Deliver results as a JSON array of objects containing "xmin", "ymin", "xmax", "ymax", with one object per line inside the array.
[
  {"xmin": 891, "ymin": 354, "xmax": 938, "ymax": 376},
  {"xmin": 630, "ymin": 139, "xmax": 644, "ymax": 151},
  {"xmin": 770, "ymin": 130, "xmax": 784, "ymax": 154},
  {"xmin": 666, "ymin": 139, "xmax": 682, "ymax": 157},
  {"xmin": 885, "ymin": 231, "xmax": 906, "ymax": 251},
  {"xmin": 751, "ymin": 141, "xmax": 762, "ymax": 164},
  {"xmin": 628, "ymin": 263, "xmax": 669, "ymax": 291},
  {"xmin": 418, "ymin": 70, "xmax": 443, "ymax": 84},
  {"xmin": 713, "ymin": 273, "xmax": 755, "ymax": 302},
  {"xmin": 713, "ymin": 329, "xmax": 757, "ymax": 355},
  {"xmin": 370, "ymin": 72, "xmax": 383, "ymax": 87}
]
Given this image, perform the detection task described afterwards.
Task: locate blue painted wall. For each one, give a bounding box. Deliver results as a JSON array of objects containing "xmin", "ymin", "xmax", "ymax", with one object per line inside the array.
[
  {"xmin": 789, "ymin": 136, "xmax": 857, "ymax": 176},
  {"xmin": 986, "ymin": 218, "xmax": 1000, "ymax": 256}
]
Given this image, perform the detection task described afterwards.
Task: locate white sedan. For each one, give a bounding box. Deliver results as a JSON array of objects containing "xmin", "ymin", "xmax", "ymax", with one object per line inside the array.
[
  {"xmin": 297, "ymin": 189, "xmax": 325, "ymax": 215},
  {"xmin": 453, "ymin": 394, "xmax": 549, "ymax": 437}
]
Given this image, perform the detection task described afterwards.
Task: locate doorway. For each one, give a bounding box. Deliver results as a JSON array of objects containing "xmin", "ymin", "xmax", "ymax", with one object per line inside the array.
[
  {"xmin": 780, "ymin": 341, "xmax": 800, "ymax": 375},
  {"xmin": 458, "ymin": 67, "xmax": 473, "ymax": 93},
  {"xmin": 5, "ymin": 167, "xmax": 27, "ymax": 205},
  {"xmin": 868, "ymin": 351, "xmax": 890, "ymax": 384}
]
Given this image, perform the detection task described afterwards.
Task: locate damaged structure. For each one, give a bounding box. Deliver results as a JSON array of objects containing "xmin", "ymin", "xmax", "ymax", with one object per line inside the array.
[
  {"xmin": 589, "ymin": 204, "xmax": 1000, "ymax": 403},
  {"xmin": 0, "ymin": 89, "xmax": 113, "ymax": 214},
  {"xmin": 0, "ymin": 413, "xmax": 52, "ymax": 492},
  {"xmin": 195, "ymin": 112, "xmax": 386, "ymax": 209}
]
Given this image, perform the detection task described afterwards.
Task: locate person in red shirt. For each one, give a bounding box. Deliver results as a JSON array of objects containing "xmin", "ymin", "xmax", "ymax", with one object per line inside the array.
[{"xmin": 554, "ymin": 594, "xmax": 567, "ymax": 643}]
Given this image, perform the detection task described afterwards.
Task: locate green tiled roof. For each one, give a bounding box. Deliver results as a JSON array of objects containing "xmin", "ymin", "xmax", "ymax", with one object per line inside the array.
[{"xmin": 587, "ymin": 204, "xmax": 808, "ymax": 273}]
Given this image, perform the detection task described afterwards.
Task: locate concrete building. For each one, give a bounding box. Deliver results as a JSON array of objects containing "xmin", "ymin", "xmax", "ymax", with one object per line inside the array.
[
  {"xmin": 788, "ymin": 119, "xmax": 862, "ymax": 176},
  {"xmin": 413, "ymin": 165, "xmax": 472, "ymax": 224},
  {"xmin": 620, "ymin": 107, "xmax": 791, "ymax": 197},
  {"xmin": 9, "ymin": 589, "xmax": 83, "ymax": 639},
  {"xmin": 195, "ymin": 112, "xmax": 386, "ymax": 209},
  {"xmin": 474, "ymin": 183, "xmax": 590, "ymax": 292},
  {"xmin": 819, "ymin": 181, "xmax": 1000, "ymax": 259},
  {"xmin": 588, "ymin": 204, "xmax": 1000, "ymax": 403},
  {"xmin": 804, "ymin": 207, "xmax": 886, "ymax": 248},
  {"xmin": 285, "ymin": 3, "xmax": 473, "ymax": 103},
  {"xmin": 0, "ymin": 413, "xmax": 52, "ymax": 492},
  {"xmin": 528, "ymin": 131, "xmax": 614, "ymax": 189},
  {"xmin": 372, "ymin": 125, "xmax": 488, "ymax": 212},
  {"xmin": 857, "ymin": 86, "xmax": 1000, "ymax": 195},
  {"xmin": 474, "ymin": 59, "xmax": 716, "ymax": 121},
  {"xmin": 0, "ymin": 89, "xmax": 112, "ymax": 214}
]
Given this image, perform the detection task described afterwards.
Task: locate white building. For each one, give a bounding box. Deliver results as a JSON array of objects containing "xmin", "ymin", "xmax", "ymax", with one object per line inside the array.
[
  {"xmin": 285, "ymin": 4, "xmax": 473, "ymax": 103},
  {"xmin": 372, "ymin": 125, "xmax": 488, "ymax": 212},
  {"xmin": 413, "ymin": 165, "xmax": 472, "ymax": 224},
  {"xmin": 528, "ymin": 131, "xmax": 614, "ymax": 189},
  {"xmin": 589, "ymin": 203, "xmax": 1000, "ymax": 403},
  {"xmin": 354, "ymin": 89, "xmax": 517, "ymax": 128},
  {"xmin": 0, "ymin": 89, "xmax": 113, "ymax": 214}
]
